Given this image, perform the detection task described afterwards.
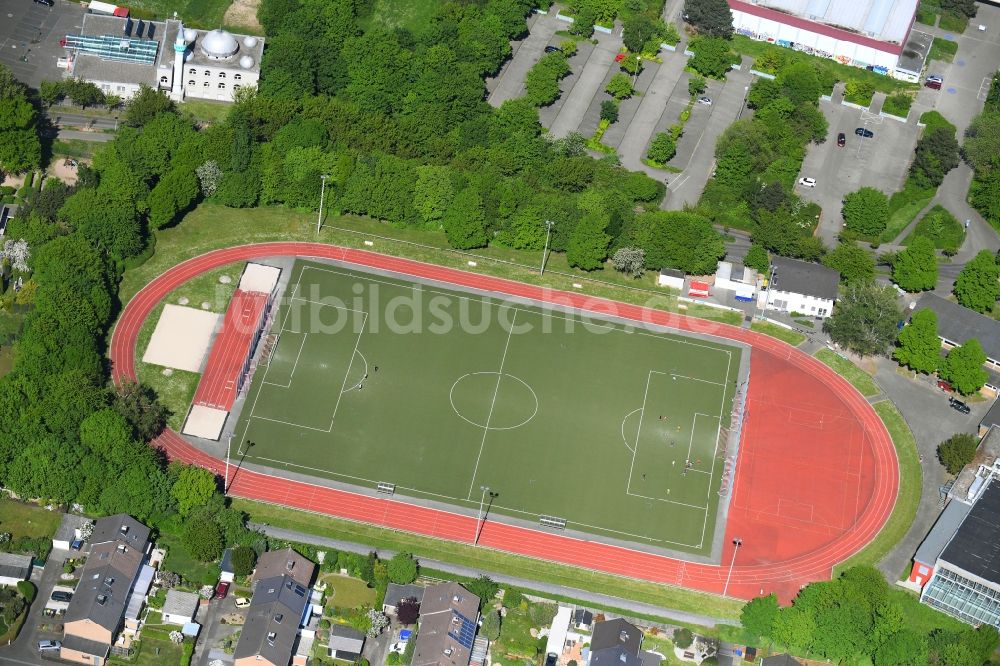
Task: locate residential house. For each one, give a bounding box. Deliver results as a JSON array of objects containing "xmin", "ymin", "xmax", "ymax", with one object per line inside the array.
[
  {"xmin": 328, "ymin": 625, "xmax": 365, "ymax": 661},
  {"xmin": 234, "ymin": 554, "xmax": 317, "ymax": 666},
  {"xmin": 0, "ymin": 552, "xmax": 32, "ymax": 586},
  {"xmin": 384, "ymin": 582, "xmax": 425, "ymax": 615},
  {"xmin": 60, "ymin": 514, "xmax": 151, "ymax": 666},
  {"xmin": 161, "ymin": 590, "xmax": 200, "ymax": 625},
  {"xmin": 914, "ymin": 293, "xmax": 1000, "ymax": 394},
  {"xmin": 411, "ymin": 582, "xmax": 480, "ymax": 666},
  {"xmin": 587, "ymin": 618, "xmax": 660, "ymax": 666},
  {"xmin": 757, "ymin": 257, "xmax": 839, "ymax": 319},
  {"xmin": 52, "ymin": 514, "xmax": 92, "ymax": 552},
  {"xmin": 253, "ymin": 547, "xmax": 315, "ymax": 588}
]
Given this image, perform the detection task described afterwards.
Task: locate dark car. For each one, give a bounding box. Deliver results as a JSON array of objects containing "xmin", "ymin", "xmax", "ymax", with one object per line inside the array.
[
  {"xmin": 545, "ymin": 653, "xmax": 558, "ymax": 666},
  {"xmin": 949, "ymin": 397, "xmax": 971, "ymax": 414},
  {"xmin": 837, "ymin": 132, "xmax": 846, "ymax": 147},
  {"xmin": 50, "ymin": 590, "xmax": 72, "ymax": 602},
  {"xmin": 855, "ymin": 127, "xmax": 874, "ymax": 138},
  {"xmin": 34, "ymin": 0, "xmax": 55, "ymax": 6},
  {"xmin": 925, "ymin": 75, "xmax": 943, "ymax": 89},
  {"xmin": 543, "ymin": 45, "xmax": 559, "ymax": 53},
  {"xmin": 215, "ymin": 581, "xmax": 230, "ymax": 599}
]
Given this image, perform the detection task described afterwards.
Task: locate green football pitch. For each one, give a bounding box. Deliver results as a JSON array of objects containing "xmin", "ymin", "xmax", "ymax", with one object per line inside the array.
[{"xmin": 233, "ymin": 260, "xmax": 743, "ymax": 555}]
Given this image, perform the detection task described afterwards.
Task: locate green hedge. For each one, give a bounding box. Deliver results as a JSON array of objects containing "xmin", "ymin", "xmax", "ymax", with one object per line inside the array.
[
  {"xmin": 904, "ymin": 205, "xmax": 965, "ymax": 253},
  {"xmin": 881, "ymin": 93, "xmax": 912, "ymax": 118},
  {"xmin": 939, "ymin": 11, "xmax": 968, "ymax": 32}
]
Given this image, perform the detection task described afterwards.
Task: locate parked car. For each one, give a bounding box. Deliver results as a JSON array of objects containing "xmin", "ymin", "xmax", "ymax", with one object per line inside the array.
[
  {"xmin": 215, "ymin": 581, "xmax": 230, "ymax": 599},
  {"xmin": 837, "ymin": 132, "xmax": 846, "ymax": 147},
  {"xmin": 235, "ymin": 596, "xmax": 250, "ymax": 609},
  {"xmin": 50, "ymin": 590, "xmax": 72, "ymax": 602},
  {"xmin": 797, "ymin": 177, "xmax": 817, "ymax": 188},
  {"xmin": 937, "ymin": 379, "xmax": 953, "ymax": 392},
  {"xmin": 543, "ymin": 45, "xmax": 559, "ymax": 53},
  {"xmin": 949, "ymin": 397, "xmax": 971, "ymax": 414},
  {"xmin": 855, "ymin": 127, "xmax": 874, "ymax": 138},
  {"xmin": 697, "ymin": 96, "xmax": 713, "ymax": 105},
  {"xmin": 38, "ymin": 640, "xmax": 61, "ymax": 651},
  {"xmin": 545, "ymin": 653, "xmax": 559, "ymax": 666},
  {"xmin": 34, "ymin": 0, "xmax": 55, "ymax": 6},
  {"xmin": 925, "ymin": 75, "xmax": 943, "ymax": 89}
]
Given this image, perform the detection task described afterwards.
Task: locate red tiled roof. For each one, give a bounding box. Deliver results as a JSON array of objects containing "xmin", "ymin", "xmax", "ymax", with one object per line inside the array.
[{"xmin": 727, "ymin": 0, "xmax": 905, "ymax": 55}]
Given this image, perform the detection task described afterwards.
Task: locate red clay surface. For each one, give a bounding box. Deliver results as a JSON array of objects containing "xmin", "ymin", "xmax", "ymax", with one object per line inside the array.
[
  {"xmin": 111, "ymin": 243, "xmax": 899, "ymax": 603},
  {"xmin": 191, "ymin": 289, "xmax": 269, "ymax": 410}
]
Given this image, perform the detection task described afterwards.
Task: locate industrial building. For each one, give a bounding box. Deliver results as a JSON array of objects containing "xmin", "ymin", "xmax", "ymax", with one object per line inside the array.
[
  {"xmin": 61, "ymin": 14, "xmax": 263, "ymax": 102},
  {"xmin": 728, "ymin": 0, "xmax": 930, "ymax": 81}
]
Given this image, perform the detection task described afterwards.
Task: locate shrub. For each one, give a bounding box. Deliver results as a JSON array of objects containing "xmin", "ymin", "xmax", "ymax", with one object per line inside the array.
[
  {"xmin": 647, "ymin": 132, "xmax": 677, "ymax": 164},
  {"xmin": 938, "ymin": 433, "xmax": 979, "ymax": 474},
  {"xmin": 504, "ymin": 586, "xmax": 523, "ymax": 607},
  {"xmin": 882, "ymin": 93, "xmax": 912, "ymax": 118},
  {"xmin": 387, "ymin": 552, "xmax": 418, "ymax": 584},
  {"xmin": 230, "ymin": 546, "xmax": 256, "ymax": 576},
  {"xmin": 16, "ymin": 580, "xmax": 35, "ymax": 603},
  {"xmin": 674, "ymin": 627, "xmax": 694, "ymax": 649},
  {"xmin": 387, "ymin": 653, "xmax": 402, "ymax": 665},
  {"xmin": 600, "ymin": 100, "xmax": 619, "ymax": 124}
]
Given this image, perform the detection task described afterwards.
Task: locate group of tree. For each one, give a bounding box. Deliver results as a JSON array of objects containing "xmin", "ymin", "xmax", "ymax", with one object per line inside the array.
[
  {"xmin": 38, "ymin": 77, "xmax": 115, "ymax": 110},
  {"xmin": 0, "ymin": 64, "xmax": 41, "ymax": 175},
  {"xmin": 841, "ymin": 187, "xmax": 889, "ymax": 237},
  {"xmin": 953, "ymin": 249, "xmax": 1000, "ymax": 313},
  {"xmin": 684, "ymin": 0, "xmax": 734, "ymax": 38},
  {"xmin": 741, "ymin": 566, "xmax": 999, "ymax": 665},
  {"xmin": 967, "ymin": 72, "xmax": 1000, "ymax": 230},
  {"xmin": 823, "ymin": 281, "xmax": 901, "ymax": 356},
  {"xmin": 910, "ymin": 115, "xmax": 961, "ymax": 191},
  {"xmin": 893, "ymin": 306, "xmax": 989, "ymax": 393}
]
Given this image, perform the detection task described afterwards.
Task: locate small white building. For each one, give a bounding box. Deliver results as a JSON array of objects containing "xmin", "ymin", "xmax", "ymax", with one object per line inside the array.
[
  {"xmin": 52, "ymin": 514, "xmax": 92, "ymax": 552},
  {"xmin": 758, "ymin": 257, "xmax": 840, "ymax": 319},
  {"xmin": 657, "ymin": 268, "xmax": 685, "ymax": 290},
  {"xmin": 0, "ymin": 553, "xmax": 32, "ymax": 586},
  {"xmin": 161, "ymin": 590, "xmax": 199, "ymax": 625},
  {"xmin": 714, "ymin": 261, "xmax": 757, "ymax": 302},
  {"xmin": 544, "ymin": 606, "xmax": 572, "ymax": 657}
]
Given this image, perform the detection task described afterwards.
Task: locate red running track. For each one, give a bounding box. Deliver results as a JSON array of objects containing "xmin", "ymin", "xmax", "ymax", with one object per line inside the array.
[
  {"xmin": 192, "ymin": 289, "xmax": 269, "ymax": 410},
  {"xmin": 110, "ymin": 243, "xmax": 899, "ymax": 603}
]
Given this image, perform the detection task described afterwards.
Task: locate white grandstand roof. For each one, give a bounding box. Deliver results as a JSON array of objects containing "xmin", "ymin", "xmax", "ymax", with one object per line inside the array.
[{"xmin": 753, "ymin": 0, "xmax": 918, "ymax": 43}]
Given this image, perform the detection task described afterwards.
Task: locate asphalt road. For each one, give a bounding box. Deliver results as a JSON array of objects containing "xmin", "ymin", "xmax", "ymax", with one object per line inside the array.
[
  {"xmin": 2, "ymin": 549, "xmax": 73, "ymax": 666},
  {"xmin": 547, "ymin": 31, "xmax": 622, "ymax": 139},
  {"xmin": 486, "ymin": 10, "xmax": 560, "ymax": 107}
]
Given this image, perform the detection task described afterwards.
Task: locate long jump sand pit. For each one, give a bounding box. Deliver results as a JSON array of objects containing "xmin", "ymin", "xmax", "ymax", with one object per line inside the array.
[{"xmin": 142, "ymin": 304, "xmax": 221, "ymax": 372}]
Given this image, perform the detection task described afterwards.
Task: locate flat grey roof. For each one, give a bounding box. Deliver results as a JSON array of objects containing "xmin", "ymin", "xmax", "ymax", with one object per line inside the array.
[
  {"xmin": 940, "ymin": 480, "xmax": 1000, "ymax": 583},
  {"xmin": 914, "ymin": 499, "xmax": 973, "ymax": 566},
  {"xmin": 897, "ymin": 29, "xmax": 933, "ymax": 75},
  {"xmin": 770, "ymin": 257, "xmax": 840, "ymax": 301}
]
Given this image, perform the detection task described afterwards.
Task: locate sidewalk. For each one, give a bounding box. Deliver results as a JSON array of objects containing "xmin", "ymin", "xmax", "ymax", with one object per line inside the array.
[{"xmin": 252, "ymin": 524, "xmax": 740, "ymax": 628}]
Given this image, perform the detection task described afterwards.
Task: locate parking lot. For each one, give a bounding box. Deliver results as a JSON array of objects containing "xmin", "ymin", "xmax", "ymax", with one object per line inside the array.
[
  {"xmin": 798, "ymin": 89, "xmax": 922, "ymax": 244},
  {"xmin": 0, "ymin": 0, "xmax": 84, "ymax": 89}
]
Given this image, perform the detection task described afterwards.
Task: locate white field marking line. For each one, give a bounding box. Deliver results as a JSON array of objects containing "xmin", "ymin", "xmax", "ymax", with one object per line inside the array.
[
  {"xmin": 342, "ymin": 350, "xmax": 370, "ymax": 393},
  {"xmin": 700, "ymin": 348, "xmax": 733, "ymax": 546},
  {"xmin": 626, "ymin": 371, "xmax": 653, "ymax": 497},
  {"xmin": 449, "ymin": 372, "xmax": 539, "ymax": 430},
  {"xmin": 685, "ymin": 413, "xmax": 721, "ymax": 462},
  {"xmin": 620, "ymin": 408, "xmax": 642, "ymax": 454},
  {"xmin": 670, "ymin": 373, "xmax": 725, "ymax": 387},
  {"xmin": 326, "ymin": 311, "xmax": 368, "ymax": 433},
  {"xmin": 288, "ymin": 296, "xmax": 369, "ymax": 315},
  {"xmin": 625, "ymin": 491, "xmax": 709, "ymax": 511},
  {"xmin": 296, "ymin": 264, "xmax": 735, "ymax": 359},
  {"xmin": 262, "ymin": 333, "xmax": 308, "ymax": 389},
  {"xmin": 467, "ymin": 309, "xmax": 518, "ymax": 500}
]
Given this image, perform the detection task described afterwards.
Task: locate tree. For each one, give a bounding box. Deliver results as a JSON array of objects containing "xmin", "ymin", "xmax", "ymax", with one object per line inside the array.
[
  {"xmin": 467, "ymin": 575, "xmax": 500, "ymax": 605},
  {"xmin": 148, "ymin": 168, "xmax": 199, "ymax": 230},
  {"xmin": 605, "ymin": 74, "xmax": 634, "ymax": 100},
  {"xmin": 196, "ymin": 161, "xmax": 223, "ymax": 198},
  {"xmin": 413, "ymin": 166, "xmax": 454, "ymax": 225},
  {"xmin": 893, "ymin": 236, "xmax": 938, "ymax": 292},
  {"xmin": 387, "ymin": 552, "xmax": 419, "ymax": 584},
  {"xmin": 911, "ymin": 126, "xmax": 960, "ymax": 189},
  {"xmin": 842, "ymin": 187, "xmax": 890, "ymax": 237},
  {"xmin": 962, "ymin": 112, "xmax": 1000, "ymax": 173},
  {"xmin": 673, "ymin": 628, "xmax": 693, "ymax": 649},
  {"xmin": 397, "ymin": 597, "xmax": 420, "ymax": 625},
  {"xmin": 743, "ymin": 243, "xmax": 770, "ymax": 274},
  {"xmin": 823, "ymin": 244, "xmax": 875, "ymax": 284},
  {"xmin": 366, "ymin": 609, "xmax": 389, "ymax": 638},
  {"xmin": 689, "ymin": 38, "xmax": 734, "ymax": 79},
  {"xmin": 524, "ymin": 52, "xmax": 570, "ymax": 106},
  {"xmin": 647, "ymin": 132, "xmax": 677, "ymax": 164},
  {"xmin": 231, "ymin": 545, "xmax": 257, "ymax": 576},
  {"xmin": 624, "ymin": 211, "xmax": 724, "ymax": 275},
  {"xmin": 954, "ymin": 249, "xmax": 1000, "ymax": 313},
  {"xmin": 111, "ymin": 381, "xmax": 167, "ymax": 441},
  {"xmin": 65, "ymin": 78, "xmax": 105, "ymax": 109},
  {"xmin": 823, "ymin": 281, "xmax": 901, "ymax": 356},
  {"xmin": 0, "ymin": 65, "xmax": 41, "ymax": 174},
  {"xmin": 612, "ymin": 247, "xmax": 646, "ymax": 277},
  {"xmin": 688, "ymin": 74, "xmax": 706, "ymax": 97},
  {"xmin": 623, "ymin": 14, "xmax": 657, "ymax": 53},
  {"xmin": 894, "ymin": 308, "xmax": 940, "ymax": 374},
  {"xmin": 123, "ymin": 85, "xmax": 175, "ymax": 126},
  {"xmin": 481, "ymin": 609, "xmax": 502, "ymax": 641},
  {"xmin": 741, "ymin": 594, "xmax": 780, "ymax": 640},
  {"xmin": 567, "ymin": 211, "xmax": 611, "ymax": 270},
  {"xmin": 939, "ymin": 338, "xmax": 989, "ymax": 395},
  {"xmin": 442, "ymin": 187, "xmax": 488, "ymax": 250},
  {"xmin": 600, "ymin": 100, "xmax": 619, "ymax": 124},
  {"xmin": 937, "ymin": 433, "xmax": 979, "ymax": 474},
  {"xmin": 874, "ymin": 629, "xmax": 927, "ymax": 666},
  {"xmin": 39, "ymin": 80, "xmax": 65, "ymax": 107},
  {"xmin": 171, "ymin": 466, "xmax": 219, "ymax": 517},
  {"xmin": 182, "ymin": 516, "xmax": 224, "ymax": 562},
  {"xmin": 684, "ymin": 0, "xmax": 734, "ymax": 38},
  {"xmin": 777, "ymin": 62, "xmax": 821, "ymax": 107},
  {"xmin": 16, "ymin": 580, "xmax": 35, "ymax": 603}
]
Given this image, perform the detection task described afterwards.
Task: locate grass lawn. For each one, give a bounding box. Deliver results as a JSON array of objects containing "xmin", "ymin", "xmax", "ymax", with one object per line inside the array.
[
  {"xmin": 50, "ymin": 138, "xmax": 98, "ymax": 160},
  {"xmin": 928, "ymin": 37, "xmax": 959, "ymax": 63},
  {"xmin": 750, "ymin": 322, "xmax": 806, "ymax": 347},
  {"xmin": 813, "ymin": 349, "xmax": 881, "ymax": 397},
  {"xmin": 904, "ymin": 205, "xmax": 965, "ymax": 253},
  {"xmin": 133, "ymin": 262, "xmax": 243, "ymax": 429},
  {"xmin": 832, "ymin": 401, "xmax": 920, "ymax": 576},
  {"xmin": 237, "ymin": 260, "xmax": 741, "ymax": 552},
  {"xmin": 881, "ymin": 93, "xmax": 913, "ymax": 119},
  {"xmin": 359, "ymin": 0, "xmax": 439, "ymax": 31},
  {"xmin": 882, "ymin": 194, "xmax": 934, "ymax": 244},
  {"xmin": 939, "ymin": 11, "xmax": 969, "ymax": 33},
  {"xmin": 118, "ymin": 204, "xmax": 741, "ymax": 329},
  {"xmin": 0, "ymin": 499, "xmax": 62, "ymax": 540},
  {"xmin": 109, "ymin": 634, "xmax": 184, "ymax": 666},
  {"xmin": 159, "ymin": 531, "xmax": 221, "ymax": 586},
  {"xmin": 319, "ymin": 574, "xmax": 375, "ymax": 609},
  {"xmin": 178, "ymin": 99, "xmax": 232, "ymax": 124},
  {"xmin": 125, "ymin": 0, "xmax": 233, "ymax": 28},
  {"xmin": 233, "ymin": 498, "xmax": 745, "ymax": 621}
]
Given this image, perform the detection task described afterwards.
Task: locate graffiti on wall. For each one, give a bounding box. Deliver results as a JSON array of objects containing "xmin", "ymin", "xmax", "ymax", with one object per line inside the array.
[{"xmin": 736, "ymin": 26, "xmax": 891, "ymax": 76}]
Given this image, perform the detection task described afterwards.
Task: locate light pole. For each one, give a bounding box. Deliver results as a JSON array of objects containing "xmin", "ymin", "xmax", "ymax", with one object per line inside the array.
[
  {"xmin": 224, "ymin": 435, "xmax": 232, "ymax": 494},
  {"xmin": 539, "ymin": 220, "xmax": 554, "ymax": 276},
  {"xmin": 723, "ymin": 537, "xmax": 743, "ymax": 596},
  {"xmin": 316, "ymin": 174, "xmax": 329, "ymax": 234},
  {"xmin": 475, "ymin": 486, "xmax": 498, "ymax": 545}
]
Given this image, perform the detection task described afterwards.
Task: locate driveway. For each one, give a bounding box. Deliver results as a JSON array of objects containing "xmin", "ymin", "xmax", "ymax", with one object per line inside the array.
[
  {"xmin": 798, "ymin": 89, "xmax": 920, "ymax": 245},
  {"xmin": 665, "ymin": 60, "xmax": 753, "ymax": 210},
  {"xmin": 486, "ymin": 11, "xmax": 561, "ymax": 107},
  {"xmin": 2, "ymin": 548, "xmax": 73, "ymax": 664},
  {"xmin": 195, "ymin": 595, "xmax": 239, "ymax": 666},
  {"xmin": 0, "ymin": 0, "xmax": 86, "ymax": 88}
]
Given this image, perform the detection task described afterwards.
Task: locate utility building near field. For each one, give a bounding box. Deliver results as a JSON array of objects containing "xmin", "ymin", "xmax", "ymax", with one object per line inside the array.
[
  {"xmin": 728, "ymin": 0, "xmax": 929, "ymax": 80},
  {"xmin": 61, "ymin": 14, "xmax": 263, "ymax": 101}
]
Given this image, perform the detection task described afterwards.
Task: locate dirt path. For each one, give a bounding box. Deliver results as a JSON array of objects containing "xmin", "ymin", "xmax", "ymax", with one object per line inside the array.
[{"xmin": 223, "ymin": 0, "xmax": 262, "ymax": 33}]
